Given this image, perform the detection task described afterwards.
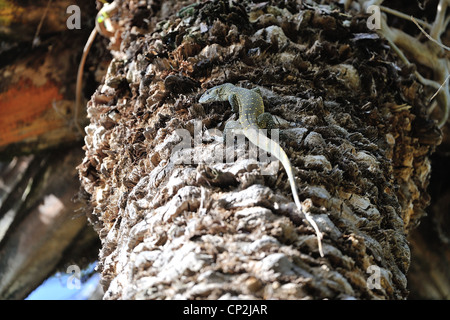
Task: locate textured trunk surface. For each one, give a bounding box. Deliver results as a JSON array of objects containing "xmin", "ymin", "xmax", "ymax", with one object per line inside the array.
[{"xmin": 77, "ymin": 0, "xmax": 442, "ymax": 299}]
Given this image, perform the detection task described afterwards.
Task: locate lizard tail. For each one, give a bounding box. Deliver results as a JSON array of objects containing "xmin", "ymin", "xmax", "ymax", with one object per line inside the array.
[
  {"xmin": 245, "ymin": 128, "xmax": 324, "ymax": 257},
  {"xmin": 286, "ymin": 163, "xmax": 324, "ymax": 258}
]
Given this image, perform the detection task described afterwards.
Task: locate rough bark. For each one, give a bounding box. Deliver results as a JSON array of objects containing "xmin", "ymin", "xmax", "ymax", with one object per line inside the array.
[{"xmin": 78, "ymin": 0, "xmax": 443, "ymax": 299}]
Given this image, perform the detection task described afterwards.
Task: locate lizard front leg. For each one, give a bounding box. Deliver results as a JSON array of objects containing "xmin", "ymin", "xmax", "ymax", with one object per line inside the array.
[
  {"xmin": 228, "ymin": 93, "xmax": 240, "ymax": 113},
  {"xmin": 257, "ymin": 112, "xmax": 277, "ymax": 130}
]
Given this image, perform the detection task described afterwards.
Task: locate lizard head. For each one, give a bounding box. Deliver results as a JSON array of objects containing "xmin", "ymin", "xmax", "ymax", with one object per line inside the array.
[{"xmin": 199, "ymin": 83, "xmax": 234, "ymax": 103}]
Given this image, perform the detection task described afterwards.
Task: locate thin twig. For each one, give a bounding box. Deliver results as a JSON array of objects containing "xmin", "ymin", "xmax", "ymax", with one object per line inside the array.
[
  {"xmin": 380, "ymin": 6, "xmax": 432, "ymax": 29},
  {"xmin": 384, "ymin": 27, "xmax": 441, "ymax": 91},
  {"xmin": 430, "ymin": 74, "xmax": 450, "ymax": 101},
  {"xmin": 32, "ymin": 0, "xmax": 52, "ymax": 47},
  {"xmin": 75, "ymin": 27, "xmax": 98, "ymax": 135},
  {"xmin": 378, "ymin": 13, "xmax": 449, "ymax": 128},
  {"xmin": 411, "ymin": 16, "xmax": 450, "ymax": 51},
  {"xmin": 409, "ymin": 11, "xmax": 450, "ymax": 127}
]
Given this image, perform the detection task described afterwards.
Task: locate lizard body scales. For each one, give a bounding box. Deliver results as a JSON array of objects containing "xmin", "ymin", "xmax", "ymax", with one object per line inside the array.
[{"xmin": 199, "ymin": 83, "xmax": 324, "ymax": 257}]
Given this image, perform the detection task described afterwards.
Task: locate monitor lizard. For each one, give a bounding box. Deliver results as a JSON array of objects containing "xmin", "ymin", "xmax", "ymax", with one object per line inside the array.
[{"xmin": 199, "ymin": 83, "xmax": 324, "ymax": 257}]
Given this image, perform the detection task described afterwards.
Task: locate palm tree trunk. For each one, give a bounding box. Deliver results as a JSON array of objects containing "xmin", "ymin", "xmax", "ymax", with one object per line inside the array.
[{"xmin": 78, "ymin": 0, "xmax": 442, "ymax": 299}]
